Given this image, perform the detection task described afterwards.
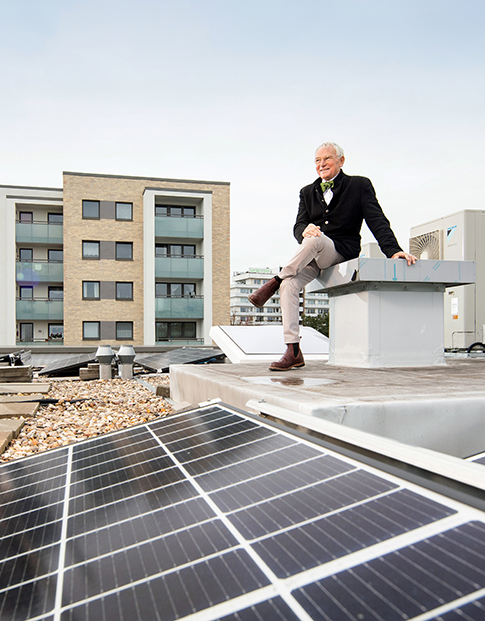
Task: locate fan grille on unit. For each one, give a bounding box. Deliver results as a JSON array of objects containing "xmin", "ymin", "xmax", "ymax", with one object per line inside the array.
[{"xmin": 409, "ymin": 230, "xmax": 441, "ymax": 260}]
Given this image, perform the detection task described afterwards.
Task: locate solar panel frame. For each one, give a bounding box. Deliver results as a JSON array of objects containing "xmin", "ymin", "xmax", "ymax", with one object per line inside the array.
[{"xmin": 0, "ymin": 402, "xmax": 484, "ymax": 621}]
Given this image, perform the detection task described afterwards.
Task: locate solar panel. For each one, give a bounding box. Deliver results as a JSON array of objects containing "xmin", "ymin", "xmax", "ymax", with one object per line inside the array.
[
  {"xmin": 0, "ymin": 403, "xmax": 484, "ymax": 621},
  {"xmin": 135, "ymin": 347, "xmax": 225, "ymax": 372},
  {"xmin": 38, "ymin": 353, "xmax": 97, "ymax": 377}
]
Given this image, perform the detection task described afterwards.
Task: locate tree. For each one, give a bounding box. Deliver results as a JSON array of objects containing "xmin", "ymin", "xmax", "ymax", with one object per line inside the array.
[{"xmin": 301, "ymin": 311, "xmax": 329, "ymax": 337}]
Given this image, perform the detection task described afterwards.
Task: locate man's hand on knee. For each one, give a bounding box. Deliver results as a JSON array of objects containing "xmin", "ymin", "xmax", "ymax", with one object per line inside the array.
[{"xmin": 302, "ymin": 224, "xmax": 322, "ymax": 238}]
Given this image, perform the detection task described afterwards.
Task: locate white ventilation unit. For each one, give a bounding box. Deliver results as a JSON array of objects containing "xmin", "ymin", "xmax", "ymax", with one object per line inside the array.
[
  {"xmin": 410, "ymin": 211, "xmax": 485, "ymax": 349},
  {"xmin": 409, "ymin": 230, "xmax": 441, "ymax": 261}
]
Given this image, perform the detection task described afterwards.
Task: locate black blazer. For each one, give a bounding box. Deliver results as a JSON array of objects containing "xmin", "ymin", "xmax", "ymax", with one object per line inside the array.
[{"xmin": 293, "ymin": 170, "xmax": 403, "ymax": 261}]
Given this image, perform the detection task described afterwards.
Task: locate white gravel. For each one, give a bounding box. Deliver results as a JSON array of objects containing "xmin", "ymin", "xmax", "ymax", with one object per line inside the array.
[{"xmin": 0, "ymin": 377, "xmax": 174, "ymax": 462}]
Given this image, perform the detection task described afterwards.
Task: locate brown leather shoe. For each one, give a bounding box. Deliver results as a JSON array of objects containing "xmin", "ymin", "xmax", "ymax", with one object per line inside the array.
[
  {"xmin": 269, "ymin": 344, "xmax": 305, "ymax": 371},
  {"xmin": 248, "ymin": 277, "xmax": 280, "ymax": 308}
]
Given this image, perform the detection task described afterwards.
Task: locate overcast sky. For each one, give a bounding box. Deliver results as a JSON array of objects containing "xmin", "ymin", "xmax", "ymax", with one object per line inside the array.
[{"xmin": 1, "ymin": 0, "xmax": 484, "ymax": 273}]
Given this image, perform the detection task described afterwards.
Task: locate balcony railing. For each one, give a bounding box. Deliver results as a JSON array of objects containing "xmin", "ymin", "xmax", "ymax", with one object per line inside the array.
[
  {"xmin": 16, "ymin": 260, "xmax": 64, "ymax": 284},
  {"xmin": 155, "ymin": 215, "xmax": 203, "ymax": 240},
  {"xmin": 16, "ymin": 299, "xmax": 63, "ymax": 320},
  {"xmin": 155, "ymin": 296, "xmax": 204, "ymax": 319},
  {"xmin": 155, "ymin": 256, "xmax": 204, "ymax": 279},
  {"xmin": 16, "ymin": 221, "xmax": 63, "ymax": 244}
]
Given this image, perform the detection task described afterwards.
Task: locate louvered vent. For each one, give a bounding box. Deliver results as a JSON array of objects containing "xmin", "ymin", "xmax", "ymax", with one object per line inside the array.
[{"xmin": 409, "ymin": 230, "xmax": 441, "ymax": 260}]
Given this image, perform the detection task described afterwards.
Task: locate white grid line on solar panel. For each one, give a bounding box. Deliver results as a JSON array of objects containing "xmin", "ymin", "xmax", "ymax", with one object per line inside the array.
[
  {"xmin": 225, "ymin": 469, "xmax": 398, "ymax": 538},
  {"xmin": 145, "ymin": 425, "xmax": 318, "ymax": 621},
  {"xmin": 0, "ymin": 475, "xmax": 67, "ymax": 518},
  {"xmin": 291, "ymin": 521, "xmax": 485, "ymax": 621},
  {"xmin": 64, "ymin": 517, "xmax": 236, "ymax": 573},
  {"xmin": 62, "ymin": 521, "xmax": 242, "ymax": 604},
  {"xmin": 60, "ymin": 550, "xmax": 278, "ymax": 621},
  {"xmin": 249, "ymin": 487, "xmax": 457, "ymax": 575},
  {"xmin": 149, "ymin": 407, "xmax": 244, "ymax": 440},
  {"xmin": 280, "ymin": 513, "xmax": 471, "ymax": 596},
  {"xmin": 69, "ymin": 426, "xmax": 158, "ymax": 462},
  {"xmin": 69, "ymin": 445, "xmax": 175, "ymax": 498},
  {"xmin": 246, "ymin": 486, "xmax": 447, "ymax": 553},
  {"xmin": 0, "ymin": 449, "xmax": 68, "ymax": 487},
  {"xmin": 417, "ymin": 592, "xmax": 485, "ymax": 621},
  {"xmin": 0, "ymin": 543, "xmax": 60, "ymax": 591},
  {"xmin": 64, "ymin": 496, "xmax": 216, "ymax": 559},
  {"xmin": 202, "ymin": 456, "xmax": 358, "ymax": 511},
  {"xmin": 169, "ymin": 431, "xmax": 296, "ymax": 475},
  {"xmin": 53, "ymin": 444, "xmax": 73, "ymax": 621},
  {"xmin": 196, "ymin": 452, "xmax": 354, "ymax": 504},
  {"xmin": 67, "ymin": 453, "xmax": 187, "ymax": 516},
  {"xmin": 66, "ymin": 478, "xmax": 199, "ymax": 535},
  {"xmin": 153, "ymin": 414, "xmax": 261, "ymax": 448}
]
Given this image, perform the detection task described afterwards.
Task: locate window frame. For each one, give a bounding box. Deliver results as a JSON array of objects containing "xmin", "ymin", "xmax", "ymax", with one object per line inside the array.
[
  {"xmin": 82, "ymin": 241, "xmax": 100, "ymax": 260},
  {"xmin": 116, "ymin": 282, "xmax": 133, "ymax": 301},
  {"xmin": 115, "ymin": 242, "xmax": 133, "ymax": 261},
  {"xmin": 82, "ymin": 321, "xmax": 100, "ymax": 340},
  {"xmin": 116, "ymin": 321, "xmax": 133, "ymax": 340},
  {"xmin": 115, "ymin": 202, "xmax": 133, "ymax": 221},
  {"xmin": 82, "ymin": 281, "xmax": 100, "ymax": 300},
  {"xmin": 82, "ymin": 200, "xmax": 100, "ymax": 220}
]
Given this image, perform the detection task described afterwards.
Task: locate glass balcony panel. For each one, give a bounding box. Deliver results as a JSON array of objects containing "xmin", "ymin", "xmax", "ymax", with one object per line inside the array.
[
  {"xmin": 16, "ymin": 300, "xmax": 64, "ymax": 320},
  {"xmin": 155, "ymin": 297, "xmax": 204, "ymax": 319},
  {"xmin": 155, "ymin": 257, "xmax": 203, "ymax": 279},
  {"xmin": 16, "ymin": 222, "xmax": 63, "ymax": 244},
  {"xmin": 16, "ymin": 261, "xmax": 64, "ymax": 283},
  {"xmin": 155, "ymin": 216, "xmax": 203, "ymax": 239}
]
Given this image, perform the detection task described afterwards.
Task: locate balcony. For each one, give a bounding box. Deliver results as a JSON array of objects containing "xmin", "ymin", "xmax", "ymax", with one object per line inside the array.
[
  {"xmin": 155, "ymin": 296, "xmax": 204, "ymax": 319},
  {"xmin": 155, "ymin": 215, "xmax": 203, "ymax": 240},
  {"xmin": 16, "ymin": 261, "xmax": 63, "ymax": 284},
  {"xmin": 155, "ymin": 256, "xmax": 204, "ymax": 279},
  {"xmin": 16, "ymin": 299, "xmax": 64, "ymax": 320},
  {"xmin": 16, "ymin": 221, "xmax": 63, "ymax": 244}
]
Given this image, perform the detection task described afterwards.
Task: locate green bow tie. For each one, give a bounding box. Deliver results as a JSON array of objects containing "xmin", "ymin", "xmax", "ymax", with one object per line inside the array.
[{"xmin": 321, "ymin": 180, "xmax": 334, "ymax": 192}]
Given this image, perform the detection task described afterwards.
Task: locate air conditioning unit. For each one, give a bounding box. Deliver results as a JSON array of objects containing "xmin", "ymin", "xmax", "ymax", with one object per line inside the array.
[
  {"xmin": 409, "ymin": 230, "xmax": 441, "ymax": 261},
  {"xmin": 410, "ymin": 210, "xmax": 485, "ymax": 349}
]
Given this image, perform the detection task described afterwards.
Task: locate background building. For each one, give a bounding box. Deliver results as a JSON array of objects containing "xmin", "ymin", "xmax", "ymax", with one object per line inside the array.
[
  {"xmin": 230, "ymin": 268, "xmax": 329, "ymax": 326},
  {"xmin": 0, "ymin": 172, "xmax": 230, "ymax": 348}
]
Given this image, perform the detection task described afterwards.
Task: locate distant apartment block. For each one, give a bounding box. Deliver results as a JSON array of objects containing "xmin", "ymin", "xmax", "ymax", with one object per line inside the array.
[
  {"xmin": 0, "ymin": 172, "xmax": 230, "ymax": 348},
  {"xmin": 230, "ymin": 268, "xmax": 329, "ymax": 325}
]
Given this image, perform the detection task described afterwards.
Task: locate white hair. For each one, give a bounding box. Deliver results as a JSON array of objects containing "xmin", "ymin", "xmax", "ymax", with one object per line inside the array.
[{"xmin": 315, "ymin": 142, "xmax": 345, "ymax": 158}]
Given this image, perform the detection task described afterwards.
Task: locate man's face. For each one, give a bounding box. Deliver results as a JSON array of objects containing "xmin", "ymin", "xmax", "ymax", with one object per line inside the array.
[{"xmin": 315, "ymin": 146, "xmax": 345, "ymax": 180}]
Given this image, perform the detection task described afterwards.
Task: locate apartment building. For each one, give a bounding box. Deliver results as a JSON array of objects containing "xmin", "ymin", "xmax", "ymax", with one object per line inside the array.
[
  {"xmin": 230, "ymin": 268, "xmax": 329, "ymax": 325},
  {"xmin": 0, "ymin": 172, "xmax": 230, "ymax": 348}
]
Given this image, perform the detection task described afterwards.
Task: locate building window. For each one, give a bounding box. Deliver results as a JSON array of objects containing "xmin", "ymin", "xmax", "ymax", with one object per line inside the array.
[
  {"xmin": 83, "ymin": 321, "xmax": 100, "ymax": 340},
  {"xmin": 155, "ymin": 244, "xmax": 195, "ymax": 257},
  {"xmin": 19, "ymin": 286, "xmax": 33, "ymax": 300},
  {"xmin": 83, "ymin": 281, "xmax": 100, "ymax": 300},
  {"xmin": 116, "ymin": 321, "xmax": 133, "ymax": 340},
  {"xmin": 19, "ymin": 212, "xmax": 33, "ymax": 223},
  {"xmin": 48, "ymin": 287, "xmax": 63, "ymax": 300},
  {"xmin": 48, "ymin": 213, "xmax": 63, "ymax": 223},
  {"xmin": 155, "ymin": 283, "xmax": 196, "ymax": 297},
  {"xmin": 48, "ymin": 249, "xmax": 63, "ymax": 262},
  {"xmin": 116, "ymin": 202, "xmax": 133, "ymax": 221},
  {"xmin": 116, "ymin": 242, "xmax": 133, "ymax": 260},
  {"xmin": 19, "ymin": 248, "xmax": 33, "ymax": 262},
  {"xmin": 82, "ymin": 200, "xmax": 100, "ymax": 219},
  {"xmin": 48, "ymin": 324, "xmax": 64, "ymax": 339},
  {"xmin": 155, "ymin": 205, "xmax": 195, "ymax": 217},
  {"xmin": 19, "ymin": 323, "xmax": 34, "ymax": 342},
  {"xmin": 82, "ymin": 241, "xmax": 100, "ymax": 259},
  {"xmin": 156, "ymin": 322, "xmax": 196, "ymax": 340},
  {"xmin": 116, "ymin": 282, "xmax": 133, "ymax": 300}
]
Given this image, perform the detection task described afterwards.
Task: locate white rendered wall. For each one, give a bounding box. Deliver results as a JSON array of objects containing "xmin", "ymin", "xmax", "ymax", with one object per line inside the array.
[{"xmin": 0, "ymin": 186, "xmax": 63, "ymax": 348}]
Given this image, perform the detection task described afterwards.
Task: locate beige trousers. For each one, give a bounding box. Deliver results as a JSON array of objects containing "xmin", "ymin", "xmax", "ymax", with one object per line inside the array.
[{"xmin": 278, "ymin": 235, "xmax": 343, "ymax": 343}]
